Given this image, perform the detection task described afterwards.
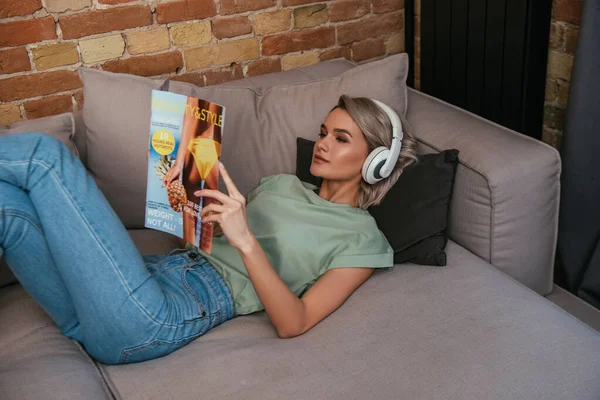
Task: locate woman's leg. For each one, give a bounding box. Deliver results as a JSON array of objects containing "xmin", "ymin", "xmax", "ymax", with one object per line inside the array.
[
  {"xmin": 0, "ymin": 133, "xmax": 168, "ymax": 363},
  {"xmin": 0, "ymin": 181, "xmax": 81, "ymax": 340}
]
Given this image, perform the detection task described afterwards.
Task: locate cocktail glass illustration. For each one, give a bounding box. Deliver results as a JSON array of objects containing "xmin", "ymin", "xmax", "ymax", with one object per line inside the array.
[{"xmin": 188, "ymin": 137, "xmax": 221, "ymax": 247}]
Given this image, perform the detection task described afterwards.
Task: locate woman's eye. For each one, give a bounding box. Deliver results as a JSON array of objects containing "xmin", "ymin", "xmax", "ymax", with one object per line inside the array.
[
  {"xmin": 318, "ymin": 132, "xmax": 326, "ymax": 138},
  {"xmin": 336, "ymin": 137, "xmax": 347, "ymax": 143}
]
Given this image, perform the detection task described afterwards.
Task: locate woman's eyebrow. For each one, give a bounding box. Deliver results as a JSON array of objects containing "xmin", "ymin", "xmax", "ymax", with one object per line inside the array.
[
  {"xmin": 321, "ymin": 124, "xmax": 353, "ymax": 137},
  {"xmin": 333, "ymin": 128, "xmax": 352, "ymax": 137}
]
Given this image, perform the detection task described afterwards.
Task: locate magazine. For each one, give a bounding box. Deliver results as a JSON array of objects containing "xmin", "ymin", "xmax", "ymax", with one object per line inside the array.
[{"xmin": 145, "ymin": 89, "xmax": 225, "ymax": 254}]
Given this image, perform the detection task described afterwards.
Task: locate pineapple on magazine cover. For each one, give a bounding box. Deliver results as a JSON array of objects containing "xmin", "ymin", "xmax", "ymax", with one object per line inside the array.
[
  {"xmin": 145, "ymin": 89, "xmax": 225, "ymax": 253},
  {"xmin": 154, "ymin": 155, "xmax": 187, "ymax": 212}
]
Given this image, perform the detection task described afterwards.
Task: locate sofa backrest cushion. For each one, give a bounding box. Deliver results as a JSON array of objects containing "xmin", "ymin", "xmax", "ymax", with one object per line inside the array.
[
  {"xmin": 77, "ymin": 59, "xmax": 357, "ymax": 229},
  {"xmin": 77, "ymin": 54, "xmax": 408, "ymax": 229},
  {"xmin": 77, "ymin": 69, "xmax": 166, "ymax": 228},
  {"xmin": 0, "ymin": 113, "xmax": 79, "ymax": 157}
]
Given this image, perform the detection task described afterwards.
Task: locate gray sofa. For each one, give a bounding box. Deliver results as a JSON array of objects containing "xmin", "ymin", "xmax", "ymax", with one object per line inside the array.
[{"xmin": 1, "ymin": 55, "xmax": 599, "ymax": 399}]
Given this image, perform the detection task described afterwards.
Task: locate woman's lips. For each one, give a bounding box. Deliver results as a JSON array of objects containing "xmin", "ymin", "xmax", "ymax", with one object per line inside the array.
[{"xmin": 313, "ymin": 155, "xmax": 328, "ymax": 163}]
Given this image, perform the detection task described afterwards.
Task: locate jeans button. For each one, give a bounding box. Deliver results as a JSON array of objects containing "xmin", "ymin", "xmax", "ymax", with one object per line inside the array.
[
  {"xmin": 189, "ymin": 252, "xmax": 197, "ymax": 260},
  {"xmin": 202, "ymin": 311, "xmax": 206, "ymax": 317}
]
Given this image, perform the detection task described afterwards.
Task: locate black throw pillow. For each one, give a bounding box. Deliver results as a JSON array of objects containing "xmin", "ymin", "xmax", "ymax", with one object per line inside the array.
[{"xmin": 296, "ymin": 137, "xmax": 459, "ymax": 266}]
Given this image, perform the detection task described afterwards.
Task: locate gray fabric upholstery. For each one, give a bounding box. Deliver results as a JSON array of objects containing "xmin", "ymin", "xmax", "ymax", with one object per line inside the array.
[
  {"xmin": 99, "ymin": 241, "xmax": 600, "ymax": 400},
  {"xmin": 129, "ymin": 228, "xmax": 180, "ymax": 256},
  {"xmin": 72, "ymin": 110, "xmax": 88, "ymax": 166},
  {"xmin": 0, "ymin": 112, "xmax": 79, "ymax": 157},
  {"xmin": 406, "ymin": 89, "xmax": 561, "ymax": 296},
  {"xmin": 0, "ymin": 285, "xmax": 111, "ymax": 400},
  {"xmin": 77, "ymin": 68, "xmax": 165, "ymax": 228}
]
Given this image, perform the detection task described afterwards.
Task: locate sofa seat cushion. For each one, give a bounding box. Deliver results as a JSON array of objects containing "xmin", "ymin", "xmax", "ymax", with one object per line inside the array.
[
  {"xmin": 99, "ymin": 241, "xmax": 600, "ymax": 400},
  {"xmin": 128, "ymin": 228, "xmax": 180, "ymax": 255},
  {"xmin": 0, "ymin": 284, "xmax": 111, "ymax": 400}
]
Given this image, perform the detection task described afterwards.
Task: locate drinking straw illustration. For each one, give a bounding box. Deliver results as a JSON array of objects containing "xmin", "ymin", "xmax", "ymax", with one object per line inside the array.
[{"xmin": 188, "ymin": 137, "xmax": 221, "ymax": 247}]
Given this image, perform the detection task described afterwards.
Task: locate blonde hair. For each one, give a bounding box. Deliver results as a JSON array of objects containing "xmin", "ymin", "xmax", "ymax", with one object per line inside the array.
[{"xmin": 333, "ymin": 95, "xmax": 419, "ymax": 209}]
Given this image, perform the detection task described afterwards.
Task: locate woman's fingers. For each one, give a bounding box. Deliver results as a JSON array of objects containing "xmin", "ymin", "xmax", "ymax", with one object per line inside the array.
[{"xmin": 219, "ymin": 162, "xmax": 244, "ymax": 201}]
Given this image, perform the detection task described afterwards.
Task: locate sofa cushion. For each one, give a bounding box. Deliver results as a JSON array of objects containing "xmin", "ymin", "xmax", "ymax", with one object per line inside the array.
[
  {"xmin": 77, "ymin": 68, "xmax": 166, "ymax": 228},
  {"xmin": 98, "ymin": 241, "xmax": 600, "ymax": 399},
  {"xmin": 169, "ymin": 53, "xmax": 409, "ymax": 204},
  {"xmin": 0, "ymin": 113, "xmax": 79, "ymax": 157},
  {"xmin": 128, "ymin": 228, "xmax": 180, "ymax": 255},
  {"xmin": 0, "ymin": 285, "xmax": 111, "ymax": 400},
  {"xmin": 76, "ymin": 58, "xmax": 360, "ymax": 229},
  {"xmin": 296, "ymin": 137, "xmax": 459, "ymax": 266}
]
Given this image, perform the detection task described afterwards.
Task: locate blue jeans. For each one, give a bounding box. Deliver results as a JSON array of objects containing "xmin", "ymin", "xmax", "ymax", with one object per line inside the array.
[{"xmin": 0, "ymin": 133, "xmax": 235, "ymax": 364}]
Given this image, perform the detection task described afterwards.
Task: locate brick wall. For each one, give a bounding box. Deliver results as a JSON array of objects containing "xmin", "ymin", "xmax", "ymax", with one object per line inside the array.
[
  {"xmin": 411, "ymin": 0, "xmax": 582, "ymax": 151},
  {"xmin": 0, "ymin": 0, "xmax": 405, "ymax": 125},
  {"xmin": 543, "ymin": 0, "xmax": 582, "ymax": 150}
]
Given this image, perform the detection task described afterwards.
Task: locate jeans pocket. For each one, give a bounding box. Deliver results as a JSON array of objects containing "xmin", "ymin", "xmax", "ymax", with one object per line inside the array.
[{"xmin": 181, "ymin": 266, "xmax": 222, "ymax": 318}]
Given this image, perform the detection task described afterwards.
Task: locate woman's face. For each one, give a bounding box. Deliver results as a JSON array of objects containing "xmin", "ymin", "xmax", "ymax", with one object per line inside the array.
[{"xmin": 310, "ymin": 108, "xmax": 369, "ymax": 181}]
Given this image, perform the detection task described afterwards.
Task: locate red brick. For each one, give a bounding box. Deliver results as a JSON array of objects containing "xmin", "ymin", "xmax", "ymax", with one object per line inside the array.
[
  {"xmin": 0, "ymin": 48, "xmax": 31, "ymax": 75},
  {"xmin": 549, "ymin": 22, "xmax": 564, "ymax": 50},
  {"xmin": 24, "ymin": 94, "xmax": 73, "ymax": 119},
  {"xmin": 220, "ymin": 0, "xmax": 275, "ymax": 15},
  {"xmin": 337, "ymin": 12, "xmax": 403, "ymax": 45},
  {"xmin": 73, "ymin": 90, "xmax": 84, "ymax": 111},
  {"xmin": 565, "ymin": 26, "xmax": 579, "ymax": 54},
  {"xmin": 102, "ymin": 51, "xmax": 183, "ymax": 77},
  {"xmin": 262, "ymin": 27, "xmax": 335, "ymax": 56},
  {"xmin": 351, "ymin": 37, "xmax": 385, "ymax": 61},
  {"xmin": 319, "ymin": 46, "xmax": 351, "ymax": 61},
  {"xmin": 281, "ymin": 0, "xmax": 320, "ymax": 5},
  {"xmin": 0, "ymin": 70, "xmax": 81, "ymax": 102},
  {"xmin": 156, "ymin": 0, "xmax": 216, "ymax": 24},
  {"xmin": 99, "ymin": 0, "xmax": 135, "ymax": 4},
  {"xmin": 552, "ymin": 0, "xmax": 583, "ymax": 25},
  {"xmin": 246, "ymin": 58, "xmax": 281, "ymax": 76},
  {"xmin": 0, "ymin": 16, "xmax": 56, "ymax": 47},
  {"xmin": 204, "ymin": 64, "xmax": 243, "ymax": 85},
  {"xmin": 372, "ymin": 0, "xmax": 404, "ymax": 14},
  {"xmin": 171, "ymin": 72, "xmax": 205, "ymax": 86},
  {"xmin": 0, "ymin": 0, "xmax": 42, "ymax": 18},
  {"xmin": 213, "ymin": 16, "xmax": 252, "ymax": 39},
  {"xmin": 59, "ymin": 5, "xmax": 151, "ymax": 39},
  {"xmin": 329, "ymin": 0, "xmax": 369, "ymax": 22}
]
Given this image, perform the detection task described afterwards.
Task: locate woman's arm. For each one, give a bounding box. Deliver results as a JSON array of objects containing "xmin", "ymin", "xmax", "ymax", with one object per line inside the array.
[{"xmin": 238, "ymin": 238, "xmax": 374, "ymax": 338}]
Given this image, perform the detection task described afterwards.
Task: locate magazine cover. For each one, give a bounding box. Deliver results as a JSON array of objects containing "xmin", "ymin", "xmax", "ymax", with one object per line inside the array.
[{"xmin": 145, "ymin": 89, "xmax": 225, "ymax": 253}]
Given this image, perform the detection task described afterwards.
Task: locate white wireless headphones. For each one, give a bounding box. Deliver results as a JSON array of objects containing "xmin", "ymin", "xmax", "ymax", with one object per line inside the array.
[{"xmin": 361, "ymin": 99, "xmax": 404, "ymax": 185}]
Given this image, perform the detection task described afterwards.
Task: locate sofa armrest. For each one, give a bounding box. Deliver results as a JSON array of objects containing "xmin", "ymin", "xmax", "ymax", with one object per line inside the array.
[{"xmin": 406, "ymin": 88, "xmax": 561, "ymax": 295}]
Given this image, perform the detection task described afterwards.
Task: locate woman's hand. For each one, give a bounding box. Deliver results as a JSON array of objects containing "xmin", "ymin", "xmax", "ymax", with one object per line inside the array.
[
  {"xmin": 162, "ymin": 160, "xmax": 183, "ymax": 187},
  {"xmin": 196, "ymin": 162, "xmax": 255, "ymax": 252}
]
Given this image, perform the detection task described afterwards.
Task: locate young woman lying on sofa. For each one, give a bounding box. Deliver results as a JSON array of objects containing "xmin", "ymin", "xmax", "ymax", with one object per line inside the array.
[{"xmin": 0, "ymin": 95, "xmax": 418, "ymax": 365}]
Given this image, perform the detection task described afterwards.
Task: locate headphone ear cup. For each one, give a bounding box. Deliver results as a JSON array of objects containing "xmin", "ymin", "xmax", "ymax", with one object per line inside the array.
[{"xmin": 362, "ymin": 147, "xmax": 389, "ymax": 184}]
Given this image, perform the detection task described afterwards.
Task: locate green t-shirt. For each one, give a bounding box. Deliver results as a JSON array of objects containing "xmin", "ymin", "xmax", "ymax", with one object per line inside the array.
[{"xmin": 195, "ymin": 174, "xmax": 394, "ymax": 316}]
